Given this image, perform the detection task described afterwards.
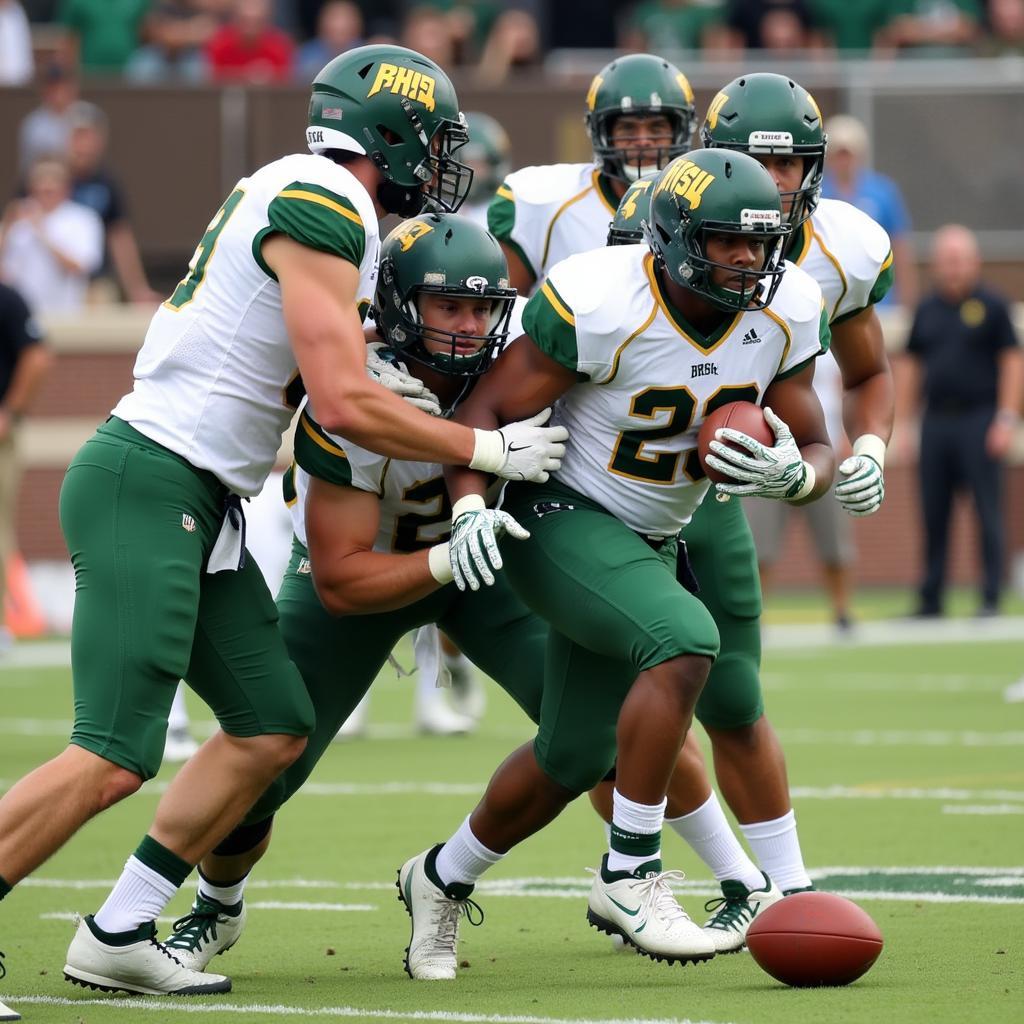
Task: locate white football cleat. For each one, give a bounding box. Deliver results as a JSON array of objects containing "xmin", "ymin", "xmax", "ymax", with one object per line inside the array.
[
  {"xmin": 0, "ymin": 998, "xmax": 19, "ymax": 1022},
  {"xmin": 333, "ymin": 694, "xmax": 369, "ymax": 740},
  {"xmin": 446, "ymin": 655, "xmax": 487, "ymax": 721},
  {"xmin": 396, "ymin": 845, "xmax": 482, "ymax": 980},
  {"xmin": 587, "ymin": 856, "xmax": 715, "ymax": 965},
  {"xmin": 702, "ymin": 872, "xmax": 783, "ymax": 953},
  {"xmin": 63, "ymin": 916, "xmax": 231, "ymax": 995},
  {"xmin": 1004, "ymin": 678, "xmax": 1024, "ymax": 703},
  {"xmin": 162, "ymin": 727, "xmax": 199, "ymax": 764},
  {"xmin": 163, "ymin": 895, "xmax": 247, "ymax": 971},
  {"xmin": 416, "ymin": 695, "xmax": 475, "ymax": 736}
]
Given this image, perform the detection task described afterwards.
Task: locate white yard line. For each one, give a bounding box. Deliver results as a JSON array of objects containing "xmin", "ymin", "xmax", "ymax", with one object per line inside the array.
[
  {"xmin": 942, "ymin": 804, "xmax": 1024, "ymax": 814},
  {"xmin": 0, "ymin": 997, "xmax": 732, "ymax": 1024}
]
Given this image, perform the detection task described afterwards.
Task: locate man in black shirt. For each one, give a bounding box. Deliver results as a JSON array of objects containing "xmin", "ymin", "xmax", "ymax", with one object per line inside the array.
[
  {"xmin": 66, "ymin": 101, "xmax": 159, "ymax": 304},
  {"xmin": 0, "ymin": 281, "xmax": 53, "ymax": 644},
  {"xmin": 901, "ymin": 224, "xmax": 1023, "ymax": 616}
]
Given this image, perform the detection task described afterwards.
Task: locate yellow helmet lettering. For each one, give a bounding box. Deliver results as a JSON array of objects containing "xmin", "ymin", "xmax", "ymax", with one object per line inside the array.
[
  {"xmin": 396, "ymin": 220, "xmax": 434, "ymax": 251},
  {"xmin": 705, "ymin": 91, "xmax": 729, "ymax": 131},
  {"xmin": 367, "ymin": 62, "xmax": 437, "ymax": 113},
  {"xmin": 654, "ymin": 159, "xmax": 715, "ymax": 210},
  {"xmin": 676, "ymin": 72, "xmax": 694, "ymax": 105},
  {"xmin": 586, "ymin": 74, "xmax": 604, "ymax": 111},
  {"xmin": 620, "ymin": 178, "xmax": 653, "ymax": 221},
  {"xmin": 806, "ymin": 91, "xmax": 823, "ymax": 125}
]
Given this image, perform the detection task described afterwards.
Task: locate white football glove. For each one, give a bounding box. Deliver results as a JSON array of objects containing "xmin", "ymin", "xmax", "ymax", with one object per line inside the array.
[
  {"xmin": 447, "ymin": 496, "xmax": 530, "ymax": 592},
  {"xmin": 835, "ymin": 435, "xmax": 886, "ymax": 516},
  {"xmin": 365, "ymin": 341, "xmax": 442, "ymax": 416},
  {"xmin": 706, "ymin": 406, "xmax": 814, "ymax": 501},
  {"xmin": 470, "ymin": 407, "xmax": 569, "ymax": 484}
]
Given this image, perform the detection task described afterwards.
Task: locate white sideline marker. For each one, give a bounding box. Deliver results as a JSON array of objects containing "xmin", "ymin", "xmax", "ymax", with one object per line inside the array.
[{"xmin": 0, "ymin": 997, "xmax": 733, "ymax": 1024}]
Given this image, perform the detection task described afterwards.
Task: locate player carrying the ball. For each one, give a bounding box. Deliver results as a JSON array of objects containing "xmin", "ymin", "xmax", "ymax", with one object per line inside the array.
[{"xmin": 396, "ymin": 147, "xmax": 835, "ymax": 972}]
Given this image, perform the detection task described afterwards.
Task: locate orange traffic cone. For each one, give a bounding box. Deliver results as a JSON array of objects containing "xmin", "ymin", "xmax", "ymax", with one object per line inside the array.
[{"xmin": 4, "ymin": 551, "xmax": 47, "ymax": 638}]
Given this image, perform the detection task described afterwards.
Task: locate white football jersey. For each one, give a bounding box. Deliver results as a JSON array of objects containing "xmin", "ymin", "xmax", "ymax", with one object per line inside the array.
[
  {"xmin": 795, "ymin": 198, "xmax": 893, "ymax": 324},
  {"xmin": 113, "ymin": 153, "xmax": 380, "ymax": 496},
  {"xmin": 487, "ymin": 163, "xmax": 618, "ymax": 291},
  {"xmin": 522, "ymin": 245, "xmax": 829, "ymax": 537},
  {"xmin": 287, "ymin": 403, "xmax": 502, "ymax": 552}
]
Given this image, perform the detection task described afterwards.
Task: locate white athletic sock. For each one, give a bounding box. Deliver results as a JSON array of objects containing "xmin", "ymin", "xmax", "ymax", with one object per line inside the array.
[
  {"xmin": 198, "ymin": 869, "xmax": 249, "ymax": 907},
  {"xmin": 607, "ymin": 789, "xmax": 666, "ymax": 874},
  {"xmin": 739, "ymin": 810, "xmax": 812, "ymax": 893},
  {"xmin": 94, "ymin": 856, "xmax": 180, "ymax": 934},
  {"xmin": 168, "ymin": 683, "xmax": 190, "ymax": 732},
  {"xmin": 666, "ymin": 791, "xmax": 764, "ymax": 891},
  {"xmin": 435, "ymin": 815, "xmax": 503, "ymax": 886}
]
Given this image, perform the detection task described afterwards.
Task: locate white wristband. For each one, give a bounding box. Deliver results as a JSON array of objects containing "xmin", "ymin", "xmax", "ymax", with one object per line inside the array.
[
  {"xmin": 853, "ymin": 433, "xmax": 887, "ymax": 469},
  {"xmin": 427, "ymin": 543, "xmax": 454, "ymax": 584},
  {"xmin": 451, "ymin": 493, "xmax": 486, "ymax": 520},
  {"xmin": 789, "ymin": 462, "xmax": 816, "ymax": 502},
  {"xmin": 469, "ymin": 428, "xmax": 504, "ymax": 474}
]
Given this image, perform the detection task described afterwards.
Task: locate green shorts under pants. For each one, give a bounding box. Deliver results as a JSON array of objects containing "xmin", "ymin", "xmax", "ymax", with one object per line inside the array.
[
  {"xmin": 60, "ymin": 418, "xmax": 314, "ymax": 780},
  {"xmin": 681, "ymin": 493, "xmax": 765, "ymax": 730},
  {"xmin": 498, "ymin": 478, "xmax": 720, "ymax": 794},
  {"xmin": 244, "ymin": 538, "xmax": 547, "ymax": 824}
]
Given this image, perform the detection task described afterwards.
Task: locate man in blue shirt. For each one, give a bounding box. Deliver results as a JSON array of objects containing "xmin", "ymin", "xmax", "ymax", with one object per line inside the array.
[{"xmin": 821, "ymin": 114, "xmax": 918, "ymax": 308}]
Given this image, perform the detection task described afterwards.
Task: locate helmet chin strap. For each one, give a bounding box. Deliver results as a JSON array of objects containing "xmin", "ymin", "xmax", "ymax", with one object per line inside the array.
[{"xmin": 377, "ymin": 180, "xmax": 425, "ymax": 217}]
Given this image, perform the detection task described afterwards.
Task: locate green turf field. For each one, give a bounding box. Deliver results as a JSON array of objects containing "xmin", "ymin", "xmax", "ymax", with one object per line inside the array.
[{"xmin": 0, "ymin": 608, "xmax": 1022, "ymax": 1024}]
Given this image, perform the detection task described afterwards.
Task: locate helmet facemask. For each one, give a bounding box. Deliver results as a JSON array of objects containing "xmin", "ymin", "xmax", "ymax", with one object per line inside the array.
[
  {"xmin": 646, "ymin": 203, "xmax": 790, "ymax": 312},
  {"xmin": 592, "ymin": 108, "xmax": 694, "ymax": 184}
]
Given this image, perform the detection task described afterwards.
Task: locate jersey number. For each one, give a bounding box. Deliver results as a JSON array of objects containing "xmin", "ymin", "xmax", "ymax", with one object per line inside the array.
[
  {"xmin": 166, "ymin": 188, "xmax": 245, "ymax": 311},
  {"xmin": 608, "ymin": 384, "xmax": 760, "ymax": 484},
  {"xmin": 393, "ymin": 476, "xmax": 452, "ymax": 553}
]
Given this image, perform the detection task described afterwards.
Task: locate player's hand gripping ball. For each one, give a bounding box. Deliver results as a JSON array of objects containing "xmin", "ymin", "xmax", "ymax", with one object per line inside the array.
[
  {"xmin": 697, "ymin": 401, "xmax": 774, "ymax": 484},
  {"xmin": 746, "ymin": 891, "xmax": 884, "ymax": 987}
]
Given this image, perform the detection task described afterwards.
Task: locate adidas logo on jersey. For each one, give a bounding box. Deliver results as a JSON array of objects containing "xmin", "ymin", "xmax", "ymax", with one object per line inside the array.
[
  {"xmin": 691, "ymin": 362, "xmax": 718, "ymax": 379},
  {"xmin": 742, "ymin": 329, "xmax": 761, "ymax": 345},
  {"xmin": 181, "ymin": 514, "xmax": 196, "ymax": 533}
]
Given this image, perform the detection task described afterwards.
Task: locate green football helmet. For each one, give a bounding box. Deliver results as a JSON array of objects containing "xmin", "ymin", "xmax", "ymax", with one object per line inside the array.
[
  {"xmin": 607, "ymin": 172, "xmax": 658, "ymax": 246},
  {"xmin": 701, "ymin": 73, "xmax": 826, "ymax": 229},
  {"xmin": 584, "ymin": 53, "xmax": 696, "ymax": 183},
  {"xmin": 463, "ymin": 111, "xmax": 512, "ymax": 205},
  {"xmin": 375, "ymin": 213, "xmax": 516, "ymax": 381},
  {"xmin": 645, "ymin": 149, "xmax": 790, "ymax": 312},
  {"xmin": 307, "ymin": 44, "xmax": 472, "ymax": 216}
]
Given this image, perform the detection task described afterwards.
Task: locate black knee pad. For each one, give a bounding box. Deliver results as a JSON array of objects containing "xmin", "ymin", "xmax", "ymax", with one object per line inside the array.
[{"xmin": 212, "ymin": 814, "xmax": 274, "ymax": 857}]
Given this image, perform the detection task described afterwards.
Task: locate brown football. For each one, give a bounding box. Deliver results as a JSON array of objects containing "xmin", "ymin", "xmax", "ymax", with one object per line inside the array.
[
  {"xmin": 746, "ymin": 891, "xmax": 884, "ymax": 988},
  {"xmin": 697, "ymin": 401, "xmax": 774, "ymax": 484}
]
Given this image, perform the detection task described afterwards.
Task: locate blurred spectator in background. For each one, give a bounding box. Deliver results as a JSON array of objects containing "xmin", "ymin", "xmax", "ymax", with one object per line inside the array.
[
  {"xmin": 459, "ymin": 110, "xmax": 511, "ymax": 227},
  {"xmin": 721, "ymin": 0, "xmax": 822, "ymax": 51},
  {"xmin": 295, "ymin": 0, "xmax": 364, "ymax": 81},
  {"xmin": 887, "ymin": 0, "xmax": 981, "ymax": 56},
  {"xmin": 620, "ymin": 0, "xmax": 727, "ymax": 53},
  {"xmin": 57, "ymin": 0, "xmax": 151, "ymax": 75},
  {"xmin": 17, "ymin": 64, "xmax": 77, "ymax": 176},
  {"xmin": 0, "ymin": 158, "xmax": 102, "ymax": 313},
  {"xmin": 821, "ymin": 114, "xmax": 918, "ymax": 308},
  {"xmin": 0, "ymin": 280, "xmax": 52, "ymax": 649},
  {"xmin": 0, "ymin": 1, "xmax": 34, "ymax": 86},
  {"xmin": 127, "ymin": 1, "xmax": 224, "ymax": 82},
  {"xmin": 747, "ymin": 352, "xmax": 856, "ymax": 633},
  {"xmin": 806, "ymin": 0, "xmax": 896, "ymax": 53},
  {"xmin": 418, "ymin": 0, "xmax": 502, "ymax": 64},
  {"xmin": 207, "ymin": 0, "xmax": 294, "ymax": 83},
  {"xmin": 982, "ymin": 0, "xmax": 1024, "ymax": 54},
  {"xmin": 66, "ymin": 101, "xmax": 159, "ymax": 304},
  {"xmin": 898, "ymin": 225, "xmax": 1023, "ymax": 618},
  {"xmin": 400, "ymin": 5, "xmax": 456, "ymax": 66},
  {"xmin": 475, "ymin": 7, "xmax": 541, "ymax": 82}
]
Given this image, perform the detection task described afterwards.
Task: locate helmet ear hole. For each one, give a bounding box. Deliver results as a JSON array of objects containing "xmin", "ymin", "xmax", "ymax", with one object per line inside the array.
[
  {"xmin": 379, "ymin": 125, "xmax": 404, "ymax": 146},
  {"xmin": 656, "ymin": 224, "xmax": 671, "ymax": 245}
]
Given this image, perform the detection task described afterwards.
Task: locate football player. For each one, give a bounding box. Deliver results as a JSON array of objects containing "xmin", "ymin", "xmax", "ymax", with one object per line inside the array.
[
  {"xmin": 459, "ymin": 111, "xmax": 513, "ymax": 229},
  {"xmin": 488, "ymin": 52, "xmax": 697, "ymax": 294},
  {"xmin": 584, "ymin": 75, "xmax": 894, "ymax": 953},
  {"xmin": 161, "ymin": 212, "xmax": 548, "ymax": 973},
  {"xmin": 0, "ymin": 45, "xmax": 568, "ymax": 1002},
  {"xmin": 396, "ymin": 149, "xmax": 835, "ymax": 974}
]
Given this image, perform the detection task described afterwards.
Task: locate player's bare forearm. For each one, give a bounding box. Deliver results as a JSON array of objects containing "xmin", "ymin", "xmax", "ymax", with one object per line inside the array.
[
  {"xmin": 832, "ymin": 308, "xmax": 895, "ymax": 443},
  {"xmin": 446, "ymin": 336, "xmax": 577, "ymax": 503},
  {"xmin": 312, "ymin": 548, "xmax": 440, "ymax": 615},
  {"xmin": 305, "ymin": 479, "xmax": 443, "ymax": 614},
  {"xmin": 997, "ymin": 346, "xmax": 1024, "ymax": 419},
  {"xmin": 764, "ymin": 363, "xmax": 835, "ymax": 503}
]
